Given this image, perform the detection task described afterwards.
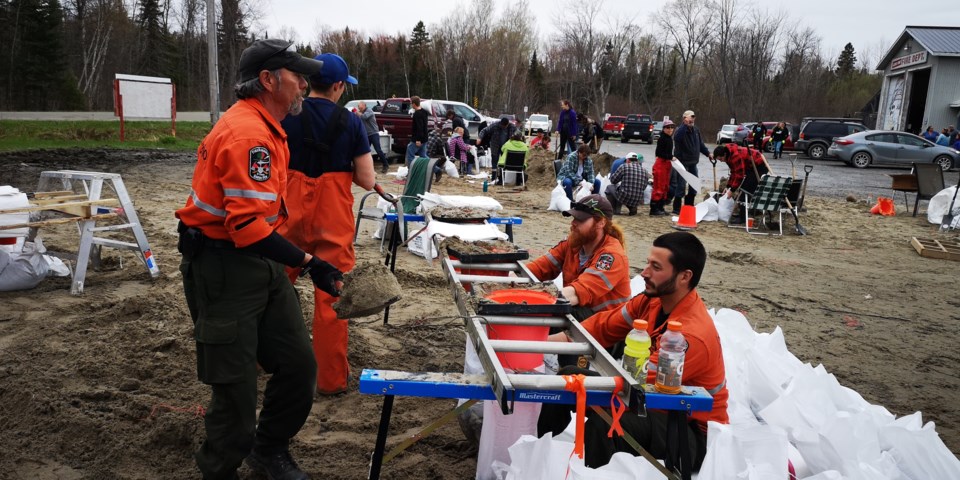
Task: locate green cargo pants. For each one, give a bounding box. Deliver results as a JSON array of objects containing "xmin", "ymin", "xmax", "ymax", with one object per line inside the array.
[{"xmin": 180, "ymin": 245, "xmax": 317, "ymax": 479}]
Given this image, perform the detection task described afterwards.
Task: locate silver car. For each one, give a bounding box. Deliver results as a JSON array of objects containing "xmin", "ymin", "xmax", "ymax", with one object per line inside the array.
[
  {"xmin": 716, "ymin": 124, "xmax": 738, "ymax": 144},
  {"xmin": 827, "ymin": 130, "xmax": 959, "ymax": 170},
  {"xmin": 524, "ymin": 114, "xmax": 552, "ymax": 134}
]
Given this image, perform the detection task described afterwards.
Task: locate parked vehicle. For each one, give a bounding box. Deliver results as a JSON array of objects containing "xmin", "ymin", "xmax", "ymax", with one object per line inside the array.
[
  {"xmin": 376, "ymin": 98, "xmax": 489, "ymax": 152},
  {"xmin": 745, "ymin": 122, "xmax": 778, "ymax": 147},
  {"xmin": 500, "ymin": 114, "xmax": 519, "ymax": 127},
  {"xmin": 524, "ymin": 114, "xmax": 551, "ymax": 133},
  {"xmin": 344, "ymin": 99, "xmax": 385, "ymax": 113},
  {"xmin": 620, "ymin": 114, "xmax": 654, "ymax": 144},
  {"xmin": 757, "ymin": 122, "xmax": 796, "ymax": 152},
  {"xmin": 828, "ymin": 131, "xmax": 958, "ymax": 170},
  {"xmin": 795, "ymin": 118, "xmax": 867, "ymax": 159},
  {"xmin": 602, "ymin": 116, "xmax": 626, "ymax": 139},
  {"xmin": 652, "ymin": 121, "xmax": 665, "ymax": 142},
  {"xmin": 733, "ymin": 122, "xmax": 755, "ymax": 145},
  {"xmin": 717, "ymin": 124, "xmax": 738, "ymax": 144}
]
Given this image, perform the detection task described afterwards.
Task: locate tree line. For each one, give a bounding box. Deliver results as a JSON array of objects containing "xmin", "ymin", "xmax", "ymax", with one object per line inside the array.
[{"xmin": 0, "ymin": 0, "xmax": 883, "ymax": 131}]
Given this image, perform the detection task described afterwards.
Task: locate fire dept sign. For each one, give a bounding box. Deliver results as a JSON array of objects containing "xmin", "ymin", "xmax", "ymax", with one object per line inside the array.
[{"xmin": 891, "ymin": 51, "xmax": 927, "ymax": 70}]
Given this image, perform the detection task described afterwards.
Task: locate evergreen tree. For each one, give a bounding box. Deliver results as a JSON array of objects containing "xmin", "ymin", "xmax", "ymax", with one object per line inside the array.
[
  {"xmin": 527, "ymin": 50, "xmax": 545, "ymax": 109},
  {"xmin": 137, "ymin": 0, "xmax": 170, "ymax": 77},
  {"xmin": 407, "ymin": 21, "xmax": 430, "ymax": 96},
  {"xmin": 836, "ymin": 42, "xmax": 856, "ymax": 77}
]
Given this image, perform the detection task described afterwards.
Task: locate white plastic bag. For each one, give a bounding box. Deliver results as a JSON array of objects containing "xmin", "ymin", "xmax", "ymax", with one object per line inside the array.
[
  {"xmin": 695, "ymin": 197, "xmax": 718, "ymax": 222},
  {"xmin": 405, "ymin": 222, "xmax": 438, "ymax": 259},
  {"xmin": 643, "ymin": 185, "xmax": 652, "ymax": 205},
  {"xmin": 574, "ymin": 180, "xmax": 593, "ymax": 201},
  {"xmin": 698, "ymin": 422, "xmax": 790, "ymax": 480},
  {"xmin": 548, "ymin": 183, "xmax": 571, "ymax": 212},
  {"xmin": 394, "ymin": 166, "xmax": 409, "ymax": 179},
  {"xmin": 0, "ymin": 240, "xmax": 52, "ymax": 291},
  {"xmin": 926, "ymin": 186, "xmax": 960, "ymax": 227},
  {"xmin": 444, "ymin": 159, "xmax": 460, "ymax": 178},
  {"xmin": 717, "ymin": 194, "xmax": 735, "ymax": 222},
  {"xmin": 596, "ymin": 174, "xmax": 610, "ymax": 199}
]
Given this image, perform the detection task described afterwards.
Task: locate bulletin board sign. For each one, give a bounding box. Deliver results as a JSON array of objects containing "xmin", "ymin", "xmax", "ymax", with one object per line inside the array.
[{"xmin": 113, "ymin": 74, "xmax": 176, "ymax": 141}]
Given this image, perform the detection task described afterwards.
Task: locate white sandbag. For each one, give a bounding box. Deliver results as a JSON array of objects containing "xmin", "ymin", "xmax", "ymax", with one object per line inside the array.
[
  {"xmin": 0, "ymin": 186, "xmax": 29, "ymax": 243},
  {"xmin": 926, "ymin": 186, "xmax": 960, "ymax": 227},
  {"xmin": 548, "ymin": 183, "xmax": 571, "ymax": 212},
  {"xmin": 0, "ymin": 239, "xmax": 52, "ymax": 291},
  {"xmin": 878, "ymin": 412, "xmax": 960, "ymax": 479},
  {"xmin": 393, "ymin": 166, "xmax": 409, "ymax": 179},
  {"xmin": 629, "ymin": 274, "xmax": 645, "ymax": 297},
  {"xmin": 444, "ymin": 159, "xmax": 460, "ymax": 178},
  {"xmin": 420, "ymin": 193, "xmax": 503, "ymax": 213},
  {"xmin": 423, "ymin": 221, "xmax": 508, "ymax": 243},
  {"xmin": 477, "ymin": 398, "xmax": 541, "ymax": 480},
  {"xmin": 670, "ymin": 159, "xmax": 702, "ymax": 193},
  {"xmin": 643, "ymin": 185, "xmax": 652, "ymax": 205},
  {"xmin": 717, "ymin": 194, "xmax": 735, "ymax": 222},
  {"xmin": 405, "ymin": 222, "xmax": 438, "ymax": 259},
  {"xmin": 696, "ymin": 196, "xmax": 719, "ymax": 222},
  {"xmin": 698, "ymin": 422, "xmax": 790, "ymax": 480},
  {"xmin": 502, "ymin": 433, "xmax": 667, "ymax": 480},
  {"xmin": 596, "ymin": 174, "xmax": 610, "ymax": 200},
  {"xmin": 574, "ymin": 180, "xmax": 593, "ymax": 201}
]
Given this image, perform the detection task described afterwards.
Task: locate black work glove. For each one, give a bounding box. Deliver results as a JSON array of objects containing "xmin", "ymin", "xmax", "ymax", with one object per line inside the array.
[{"xmin": 300, "ymin": 257, "xmax": 344, "ymax": 297}]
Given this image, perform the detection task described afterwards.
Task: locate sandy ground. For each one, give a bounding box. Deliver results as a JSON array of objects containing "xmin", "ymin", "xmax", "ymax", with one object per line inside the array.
[{"xmin": 0, "ymin": 148, "xmax": 957, "ymax": 479}]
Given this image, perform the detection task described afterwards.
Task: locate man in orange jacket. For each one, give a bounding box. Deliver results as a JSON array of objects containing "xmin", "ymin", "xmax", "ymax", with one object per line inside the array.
[
  {"xmin": 176, "ymin": 39, "xmax": 343, "ymax": 480},
  {"xmin": 279, "ymin": 53, "xmax": 376, "ymax": 395},
  {"xmin": 538, "ymin": 231, "xmax": 728, "ymax": 471},
  {"xmin": 525, "ymin": 194, "xmax": 631, "ymax": 366}
]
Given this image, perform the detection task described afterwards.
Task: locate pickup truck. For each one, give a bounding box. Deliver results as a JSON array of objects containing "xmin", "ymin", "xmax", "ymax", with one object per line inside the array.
[
  {"xmin": 620, "ymin": 114, "xmax": 654, "ymax": 144},
  {"xmin": 375, "ymin": 98, "xmax": 488, "ymax": 153},
  {"xmin": 602, "ymin": 116, "xmax": 625, "ymax": 139}
]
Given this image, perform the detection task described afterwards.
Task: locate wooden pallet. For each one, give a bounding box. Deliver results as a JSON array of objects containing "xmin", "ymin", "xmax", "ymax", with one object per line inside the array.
[{"xmin": 911, "ymin": 237, "xmax": 960, "ymax": 261}]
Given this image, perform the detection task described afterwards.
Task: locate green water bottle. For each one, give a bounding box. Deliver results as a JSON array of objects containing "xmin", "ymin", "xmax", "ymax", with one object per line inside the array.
[
  {"xmin": 621, "ymin": 320, "xmax": 651, "ymax": 382},
  {"xmin": 482, "ymin": 179, "xmax": 488, "ymax": 192}
]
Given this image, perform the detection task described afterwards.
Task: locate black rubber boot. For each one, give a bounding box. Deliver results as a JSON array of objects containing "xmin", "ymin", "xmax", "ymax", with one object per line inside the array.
[{"xmin": 684, "ymin": 193, "xmax": 696, "ymax": 206}]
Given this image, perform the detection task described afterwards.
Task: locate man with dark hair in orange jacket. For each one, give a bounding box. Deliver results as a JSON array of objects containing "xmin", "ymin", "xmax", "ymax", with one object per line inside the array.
[{"xmin": 538, "ymin": 231, "xmax": 728, "ymax": 471}]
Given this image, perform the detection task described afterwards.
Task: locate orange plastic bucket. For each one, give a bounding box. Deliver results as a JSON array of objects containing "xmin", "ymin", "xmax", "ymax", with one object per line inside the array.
[
  {"xmin": 483, "ymin": 289, "xmax": 553, "ymax": 370},
  {"xmin": 453, "ymin": 255, "xmax": 509, "ymax": 293}
]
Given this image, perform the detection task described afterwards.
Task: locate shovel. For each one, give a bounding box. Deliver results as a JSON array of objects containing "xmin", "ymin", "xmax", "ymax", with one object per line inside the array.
[
  {"xmin": 710, "ymin": 158, "xmax": 718, "ymax": 192},
  {"xmin": 798, "ymin": 165, "xmax": 813, "ymax": 212},
  {"xmin": 939, "ymin": 174, "xmax": 960, "ymax": 232},
  {"xmin": 333, "ymin": 261, "xmax": 403, "ymax": 319},
  {"xmin": 761, "ymin": 157, "xmax": 808, "ymax": 236}
]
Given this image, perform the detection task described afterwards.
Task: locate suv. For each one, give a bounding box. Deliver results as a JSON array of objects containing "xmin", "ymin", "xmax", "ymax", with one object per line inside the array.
[{"xmin": 795, "ymin": 118, "xmax": 867, "ymax": 159}]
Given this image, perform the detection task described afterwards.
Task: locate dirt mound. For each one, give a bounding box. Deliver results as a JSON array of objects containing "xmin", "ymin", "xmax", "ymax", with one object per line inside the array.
[
  {"xmin": 333, "ymin": 262, "xmax": 402, "ymax": 319},
  {"xmin": 523, "ymin": 150, "xmax": 619, "ymax": 191}
]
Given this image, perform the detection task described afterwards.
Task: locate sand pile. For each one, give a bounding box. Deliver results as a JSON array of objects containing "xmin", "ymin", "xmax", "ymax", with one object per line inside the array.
[{"xmin": 523, "ymin": 150, "xmax": 619, "ymax": 190}]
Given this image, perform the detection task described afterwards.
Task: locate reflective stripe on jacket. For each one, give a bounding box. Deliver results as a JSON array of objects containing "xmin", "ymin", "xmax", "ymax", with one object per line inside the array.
[
  {"xmin": 175, "ymin": 98, "xmax": 288, "ymax": 247},
  {"xmin": 526, "ymin": 234, "xmax": 630, "ymax": 312}
]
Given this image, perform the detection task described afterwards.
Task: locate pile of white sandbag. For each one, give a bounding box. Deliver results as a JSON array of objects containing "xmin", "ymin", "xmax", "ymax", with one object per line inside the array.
[{"xmin": 496, "ymin": 308, "xmax": 960, "ymax": 479}]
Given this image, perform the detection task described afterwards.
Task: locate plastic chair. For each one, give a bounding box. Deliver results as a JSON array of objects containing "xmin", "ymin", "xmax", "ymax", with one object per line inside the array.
[
  {"xmin": 354, "ymin": 156, "xmax": 439, "ymax": 246},
  {"xmin": 913, "ymin": 163, "xmax": 945, "ymax": 217},
  {"xmin": 730, "ymin": 174, "xmax": 793, "ymax": 235},
  {"xmin": 499, "ymin": 150, "xmax": 527, "ymax": 188}
]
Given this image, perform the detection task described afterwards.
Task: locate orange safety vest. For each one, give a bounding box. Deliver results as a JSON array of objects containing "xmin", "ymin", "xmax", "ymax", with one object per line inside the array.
[
  {"xmin": 526, "ymin": 234, "xmax": 631, "ymax": 313},
  {"xmin": 175, "ymin": 98, "xmax": 288, "ymax": 247},
  {"xmin": 581, "ymin": 289, "xmax": 729, "ymax": 430}
]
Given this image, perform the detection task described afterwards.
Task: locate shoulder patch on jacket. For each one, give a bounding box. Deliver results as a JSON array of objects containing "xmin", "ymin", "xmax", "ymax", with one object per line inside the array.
[
  {"xmin": 595, "ymin": 253, "xmax": 614, "ymax": 271},
  {"xmin": 249, "ymin": 146, "xmax": 272, "ymax": 182}
]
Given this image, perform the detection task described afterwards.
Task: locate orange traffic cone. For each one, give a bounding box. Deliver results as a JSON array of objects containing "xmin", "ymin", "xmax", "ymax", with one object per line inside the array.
[
  {"xmin": 674, "ymin": 205, "xmax": 698, "ymax": 230},
  {"xmin": 870, "ymin": 197, "xmax": 895, "ymax": 216}
]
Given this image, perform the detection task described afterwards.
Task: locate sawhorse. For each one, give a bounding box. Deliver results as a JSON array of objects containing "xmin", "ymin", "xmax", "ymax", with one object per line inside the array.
[{"xmin": 359, "ymin": 369, "xmax": 713, "ymax": 480}]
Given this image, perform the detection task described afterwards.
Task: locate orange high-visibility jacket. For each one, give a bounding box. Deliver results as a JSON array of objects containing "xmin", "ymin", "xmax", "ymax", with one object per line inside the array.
[
  {"xmin": 581, "ymin": 289, "xmax": 729, "ymax": 430},
  {"xmin": 176, "ymin": 98, "xmax": 288, "ymax": 247},
  {"xmin": 526, "ymin": 234, "xmax": 631, "ymax": 313}
]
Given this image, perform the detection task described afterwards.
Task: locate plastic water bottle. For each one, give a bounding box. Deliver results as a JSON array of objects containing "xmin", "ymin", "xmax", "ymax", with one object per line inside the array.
[
  {"xmin": 654, "ymin": 321, "xmax": 687, "ymax": 394},
  {"xmin": 482, "ymin": 179, "xmax": 489, "ymax": 192},
  {"xmin": 621, "ymin": 320, "xmax": 651, "ymax": 382}
]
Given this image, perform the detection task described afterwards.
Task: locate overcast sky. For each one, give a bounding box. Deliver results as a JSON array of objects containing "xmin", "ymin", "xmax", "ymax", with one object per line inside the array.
[{"xmin": 260, "ymin": 0, "xmax": 959, "ymax": 70}]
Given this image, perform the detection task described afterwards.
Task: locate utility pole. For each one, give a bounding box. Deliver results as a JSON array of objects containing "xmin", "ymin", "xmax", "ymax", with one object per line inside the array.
[{"xmin": 206, "ymin": 0, "xmax": 220, "ymax": 123}]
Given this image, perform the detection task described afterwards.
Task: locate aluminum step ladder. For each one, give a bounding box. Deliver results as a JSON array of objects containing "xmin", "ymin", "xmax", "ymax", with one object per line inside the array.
[
  {"xmin": 437, "ymin": 250, "xmax": 643, "ymax": 415},
  {"xmin": 35, "ymin": 170, "xmax": 160, "ymax": 294}
]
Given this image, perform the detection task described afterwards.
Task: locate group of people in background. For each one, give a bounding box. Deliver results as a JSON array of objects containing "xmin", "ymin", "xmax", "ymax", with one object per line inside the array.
[{"xmin": 922, "ymin": 125, "xmax": 960, "ymax": 148}]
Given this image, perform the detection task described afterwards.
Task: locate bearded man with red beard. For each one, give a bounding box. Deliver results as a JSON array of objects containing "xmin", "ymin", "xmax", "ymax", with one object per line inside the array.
[
  {"xmin": 537, "ymin": 232, "xmax": 728, "ymax": 473},
  {"xmin": 526, "ymin": 194, "xmax": 632, "ymax": 366}
]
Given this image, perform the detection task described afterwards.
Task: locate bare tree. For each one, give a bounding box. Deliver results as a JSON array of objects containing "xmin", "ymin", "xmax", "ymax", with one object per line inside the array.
[{"xmin": 654, "ymin": 0, "xmax": 716, "ymax": 107}]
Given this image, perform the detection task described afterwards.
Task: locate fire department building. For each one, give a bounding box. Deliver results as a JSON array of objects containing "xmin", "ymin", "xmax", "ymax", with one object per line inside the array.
[{"xmin": 876, "ymin": 26, "xmax": 960, "ymax": 134}]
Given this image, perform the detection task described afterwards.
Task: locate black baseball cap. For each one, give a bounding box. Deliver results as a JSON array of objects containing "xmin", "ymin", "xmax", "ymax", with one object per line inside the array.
[
  {"xmin": 563, "ymin": 194, "xmax": 614, "ymax": 221},
  {"xmin": 237, "ymin": 39, "xmax": 324, "ymax": 83}
]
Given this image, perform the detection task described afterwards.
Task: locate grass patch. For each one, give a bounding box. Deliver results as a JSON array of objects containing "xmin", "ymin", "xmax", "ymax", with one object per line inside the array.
[{"xmin": 0, "ymin": 120, "xmax": 211, "ymax": 152}]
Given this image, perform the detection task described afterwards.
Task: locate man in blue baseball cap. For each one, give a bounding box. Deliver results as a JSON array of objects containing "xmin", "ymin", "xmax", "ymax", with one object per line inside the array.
[{"xmin": 278, "ymin": 52, "xmax": 375, "ymax": 407}]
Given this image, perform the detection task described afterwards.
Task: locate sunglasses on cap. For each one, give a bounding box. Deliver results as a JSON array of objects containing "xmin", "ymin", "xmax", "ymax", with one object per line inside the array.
[{"xmin": 570, "ymin": 200, "xmax": 605, "ymax": 217}]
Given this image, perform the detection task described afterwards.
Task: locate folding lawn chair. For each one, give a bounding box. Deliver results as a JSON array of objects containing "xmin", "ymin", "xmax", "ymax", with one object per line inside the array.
[
  {"xmin": 912, "ymin": 163, "xmax": 945, "ymax": 217},
  {"xmin": 730, "ymin": 174, "xmax": 793, "ymax": 236},
  {"xmin": 499, "ymin": 150, "xmax": 527, "ymax": 189},
  {"xmin": 354, "ymin": 156, "xmax": 438, "ymax": 247}
]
